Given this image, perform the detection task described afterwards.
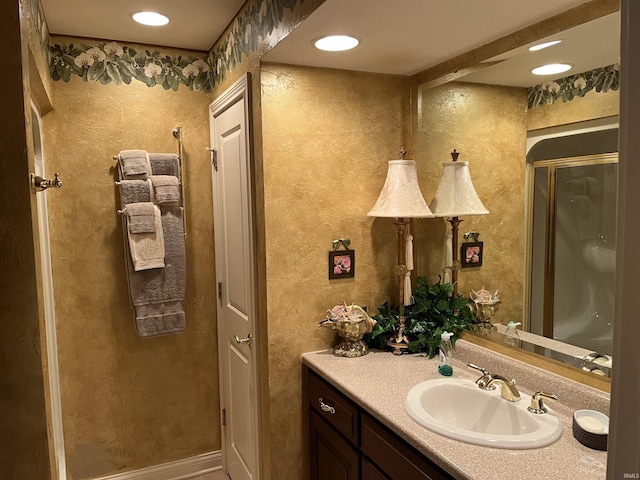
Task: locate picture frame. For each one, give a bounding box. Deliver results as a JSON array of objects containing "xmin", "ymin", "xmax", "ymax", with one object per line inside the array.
[
  {"xmin": 329, "ymin": 250, "xmax": 355, "ymax": 279},
  {"xmin": 461, "ymin": 242, "xmax": 483, "ymax": 268}
]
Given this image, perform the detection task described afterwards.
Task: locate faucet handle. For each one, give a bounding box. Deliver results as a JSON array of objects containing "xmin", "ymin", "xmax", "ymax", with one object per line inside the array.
[
  {"xmin": 467, "ymin": 363, "xmax": 493, "ymax": 389},
  {"xmin": 467, "ymin": 363, "xmax": 490, "ymax": 375},
  {"xmin": 528, "ymin": 391, "xmax": 559, "ymax": 414}
]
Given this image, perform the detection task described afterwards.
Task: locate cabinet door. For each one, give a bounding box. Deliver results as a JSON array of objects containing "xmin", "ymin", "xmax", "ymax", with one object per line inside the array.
[
  {"xmin": 362, "ymin": 457, "xmax": 388, "ymax": 480},
  {"xmin": 361, "ymin": 412, "xmax": 453, "ymax": 480},
  {"xmin": 310, "ymin": 410, "xmax": 360, "ymax": 480}
]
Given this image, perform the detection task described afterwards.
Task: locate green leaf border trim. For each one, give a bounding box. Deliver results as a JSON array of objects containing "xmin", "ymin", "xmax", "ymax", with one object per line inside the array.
[
  {"xmin": 48, "ymin": 0, "xmax": 306, "ymax": 93},
  {"xmin": 528, "ymin": 64, "xmax": 620, "ymax": 109},
  {"xmin": 210, "ymin": 0, "xmax": 304, "ymax": 87},
  {"xmin": 50, "ymin": 42, "xmax": 212, "ymax": 93}
]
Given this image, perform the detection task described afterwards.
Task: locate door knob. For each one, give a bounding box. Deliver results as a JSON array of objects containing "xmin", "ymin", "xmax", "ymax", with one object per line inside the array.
[{"xmin": 234, "ymin": 333, "xmax": 252, "ymax": 346}]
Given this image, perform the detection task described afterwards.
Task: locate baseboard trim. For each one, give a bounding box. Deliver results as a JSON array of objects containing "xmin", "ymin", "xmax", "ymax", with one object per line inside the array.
[{"xmin": 95, "ymin": 451, "xmax": 222, "ymax": 480}]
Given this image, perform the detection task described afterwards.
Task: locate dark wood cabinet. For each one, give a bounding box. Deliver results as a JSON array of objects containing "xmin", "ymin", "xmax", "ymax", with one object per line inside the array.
[
  {"xmin": 304, "ymin": 365, "xmax": 454, "ymax": 480},
  {"xmin": 310, "ymin": 409, "xmax": 360, "ymax": 480},
  {"xmin": 361, "ymin": 457, "xmax": 388, "ymax": 480}
]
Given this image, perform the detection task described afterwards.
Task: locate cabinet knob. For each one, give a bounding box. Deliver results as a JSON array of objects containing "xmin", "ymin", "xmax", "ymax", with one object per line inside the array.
[{"xmin": 318, "ymin": 397, "xmax": 336, "ymax": 415}]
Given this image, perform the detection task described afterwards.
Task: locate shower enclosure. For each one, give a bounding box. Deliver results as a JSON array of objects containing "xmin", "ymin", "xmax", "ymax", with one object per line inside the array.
[{"xmin": 528, "ymin": 132, "xmax": 618, "ymax": 356}]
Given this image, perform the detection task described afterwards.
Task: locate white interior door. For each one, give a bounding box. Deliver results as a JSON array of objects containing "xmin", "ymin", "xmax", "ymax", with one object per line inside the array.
[{"xmin": 210, "ymin": 74, "xmax": 259, "ymax": 480}]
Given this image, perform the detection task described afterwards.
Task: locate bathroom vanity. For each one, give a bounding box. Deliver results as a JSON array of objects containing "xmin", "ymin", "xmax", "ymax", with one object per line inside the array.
[
  {"xmin": 305, "ymin": 365, "xmax": 453, "ymax": 479},
  {"xmin": 303, "ymin": 340, "xmax": 610, "ymax": 480}
]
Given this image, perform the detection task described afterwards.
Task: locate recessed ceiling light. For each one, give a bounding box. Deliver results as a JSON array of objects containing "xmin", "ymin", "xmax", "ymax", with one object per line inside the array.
[
  {"xmin": 529, "ymin": 40, "xmax": 562, "ymax": 52},
  {"xmin": 313, "ymin": 35, "xmax": 359, "ymax": 52},
  {"xmin": 131, "ymin": 11, "xmax": 169, "ymax": 26},
  {"xmin": 531, "ymin": 63, "xmax": 572, "ymax": 76}
]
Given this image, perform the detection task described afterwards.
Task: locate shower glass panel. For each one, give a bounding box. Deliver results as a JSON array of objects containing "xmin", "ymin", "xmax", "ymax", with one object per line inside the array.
[
  {"xmin": 553, "ymin": 162, "xmax": 617, "ymax": 355},
  {"xmin": 528, "ymin": 154, "xmax": 617, "ymax": 356}
]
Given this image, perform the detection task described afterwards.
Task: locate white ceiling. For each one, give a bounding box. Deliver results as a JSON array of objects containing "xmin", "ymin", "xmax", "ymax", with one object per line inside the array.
[
  {"xmin": 41, "ymin": 0, "xmax": 246, "ymax": 51},
  {"xmin": 41, "ymin": 0, "xmax": 620, "ymax": 86},
  {"xmin": 264, "ymin": 0, "xmax": 620, "ymax": 86}
]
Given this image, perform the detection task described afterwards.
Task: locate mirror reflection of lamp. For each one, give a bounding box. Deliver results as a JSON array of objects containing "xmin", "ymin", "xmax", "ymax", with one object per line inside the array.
[
  {"xmin": 429, "ymin": 150, "xmax": 489, "ymax": 298},
  {"xmin": 368, "ymin": 148, "xmax": 434, "ymax": 354}
]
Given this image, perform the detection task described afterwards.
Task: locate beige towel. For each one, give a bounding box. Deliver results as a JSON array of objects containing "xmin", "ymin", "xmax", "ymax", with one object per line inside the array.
[
  {"xmin": 128, "ymin": 205, "xmax": 165, "ymax": 271},
  {"xmin": 150, "ymin": 175, "xmax": 181, "ymax": 205},
  {"xmin": 119, "ymin": 150, "xmax": 150, "ymax": 179},
  {"xmin": 125, "ymin": 202, "xmax": 157, "ymax": 234}
]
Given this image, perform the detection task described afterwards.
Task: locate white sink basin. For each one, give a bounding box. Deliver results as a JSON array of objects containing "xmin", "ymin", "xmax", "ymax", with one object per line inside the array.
[{"xmin": 405, "ymin": 378, "xmax": 562, "ymax": 449}]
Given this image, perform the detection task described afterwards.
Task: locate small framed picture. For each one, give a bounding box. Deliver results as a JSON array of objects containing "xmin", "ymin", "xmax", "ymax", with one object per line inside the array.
[
  {"xmin": 329, "ymin": 250, "xmax": 355, "ymax": 279},
  {"xmin": 461, "ymin": 242, "xmax": 483, "ymax": 268}
]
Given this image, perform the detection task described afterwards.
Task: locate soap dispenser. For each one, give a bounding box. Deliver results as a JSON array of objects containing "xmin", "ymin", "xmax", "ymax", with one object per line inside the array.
[
  {"xmin": 438, "ymin": 331, "xmax": 454, "ymax": 376},
  {"xmin": 504, "ymin": 321, "xmax": 522, "ymax": 347}
]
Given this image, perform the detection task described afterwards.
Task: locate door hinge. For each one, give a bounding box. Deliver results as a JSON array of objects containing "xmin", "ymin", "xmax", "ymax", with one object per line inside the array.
[
  {"xmin": 221, "ymin": 408, "xmax": 226, "ymax": 426},
  {"xmin": 212, "ymin": 149, "xmax": 218, "ymax": 171},
  {"xmin": 218, "ymin": 282, "xmax": 223, "ymax": 300}
]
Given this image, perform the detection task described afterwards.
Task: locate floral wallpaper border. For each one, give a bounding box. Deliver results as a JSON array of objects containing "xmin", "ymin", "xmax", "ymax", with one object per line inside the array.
[
  {"xmin": 210, "ymin": 0, "xmax": 304, "ymax": 87},
  {"xmin": 50, "ymin": 42, "xmax": 212, "ymax": 93},
  {"xmin": 48, "ymin": 0, "xmax": 306, "ymax": 93},
  {"xmin": 528, "ymin": 64, "xmax": 620, "ymax": 109},
  {"xmin": 28, "ymin": 0, "xmax": 51, "ymax": 68}
]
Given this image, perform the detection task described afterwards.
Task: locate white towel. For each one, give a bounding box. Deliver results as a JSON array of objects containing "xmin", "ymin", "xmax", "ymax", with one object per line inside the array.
[{"xmin": 127, "ymin": 204, "xmax": 165, "ymax": 271}]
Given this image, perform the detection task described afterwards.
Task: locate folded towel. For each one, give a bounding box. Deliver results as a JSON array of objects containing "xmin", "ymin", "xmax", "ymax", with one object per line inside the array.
[
  {"xmin": 150, "ymin": 175, "xmax": 181, "ymax": 205},
  {"xmin": 119, "ymin": 150, "xmax": 150, "ymax": 179},
  {"xmin": 127, "ymin": 205, "xmax": 165, "ymax": 271},
  {"xmin": 149, "ymin": 153, "xmax": 181, "ymax": 178},
  {"xmin": 126, "ymin": 207, "xmax": 186, "ymax": 337},
  {"xmin": 134, "ymin": 301, "xmax": 185, "ymax": 338},
  {"xmin": 125, "ymin": 202, "xmax": 157, "ymax": 234},
  {"xmin": 127, "ymin": 207, "xmax": 185, "ymax": 303},
  {"xmin": 119, "ymin": 180, "xmax": 150, "ymax": 206}
]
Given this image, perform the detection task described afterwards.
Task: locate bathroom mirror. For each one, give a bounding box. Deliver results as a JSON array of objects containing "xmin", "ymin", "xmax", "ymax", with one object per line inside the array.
[
  {"xmin": 263, "ymin": 0, "xmax": 620, "ymax": 384},
  {"xmin": 414, "ymin": 10, "xmax": 619, "ymax": 382}
]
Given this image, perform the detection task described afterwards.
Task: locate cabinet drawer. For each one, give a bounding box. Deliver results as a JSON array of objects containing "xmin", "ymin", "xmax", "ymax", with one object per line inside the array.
[
  {"xmin": 361, "ymin": 412, "xmax": 453, "ymax": 480},
  {"xmin": 308, "ymin": 370, "xmax": 359, "ymax": 444}
]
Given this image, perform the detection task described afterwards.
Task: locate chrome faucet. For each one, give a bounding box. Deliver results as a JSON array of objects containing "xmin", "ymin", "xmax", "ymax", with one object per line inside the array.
[{"xmin": 467, "ymin": 363, "xmax": 521, "ymax": 402}]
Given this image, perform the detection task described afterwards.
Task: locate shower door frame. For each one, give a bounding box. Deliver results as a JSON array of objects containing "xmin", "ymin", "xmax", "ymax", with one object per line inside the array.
[{"xmin": 525, "ymin": 152, "xmax": 618, "ymax": 339}]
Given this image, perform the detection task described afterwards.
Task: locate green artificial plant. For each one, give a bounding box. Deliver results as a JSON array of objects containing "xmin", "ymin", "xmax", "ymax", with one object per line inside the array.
[{"xmin": 364, "ymin": 277, "xmax": 476, "ymax": 357}]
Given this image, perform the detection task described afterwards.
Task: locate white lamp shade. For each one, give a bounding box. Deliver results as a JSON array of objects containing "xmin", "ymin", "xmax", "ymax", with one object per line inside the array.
[
  {"xmin": 429, "ymin": 161, "xmax": 489, "ymax": 217},
  {"xmin": 368, "ymin": 160, "xmax": 434, "ymax": 218}
]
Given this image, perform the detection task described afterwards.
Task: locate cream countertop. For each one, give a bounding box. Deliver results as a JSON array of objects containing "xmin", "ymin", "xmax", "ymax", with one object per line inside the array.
[{"xmin": 302, "ymin": 339, "xmax": 610, "ymax": 480}]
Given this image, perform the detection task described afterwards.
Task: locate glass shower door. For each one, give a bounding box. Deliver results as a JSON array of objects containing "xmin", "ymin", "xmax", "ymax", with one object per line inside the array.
[{"xmin": 529, "ymin": 155, "xmax": 617, "ymax": 355}]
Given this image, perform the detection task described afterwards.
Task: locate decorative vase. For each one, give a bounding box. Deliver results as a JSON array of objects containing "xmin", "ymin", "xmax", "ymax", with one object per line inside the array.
[
  {"xmin": 319, "ymin": 305, "xmax": 377, "ymax": 357},
  {"xmin": 469, "ymin": 288, "xmax": 501, "ymax": 336}
]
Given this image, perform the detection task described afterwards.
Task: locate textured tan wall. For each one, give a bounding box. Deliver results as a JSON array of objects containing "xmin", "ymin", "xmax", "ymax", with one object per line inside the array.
[
  {"xmin": 0, "ymin": 1, "xmax": 51, "ymax": 478},
  {"xmin": 261, "ymin": 63, "xmax": 410, "ymax": 480},
  {"xmin": 42, "ymin": 71, "xmax": 219, "ymax": 478},
  {"xmin": 527, "ymin": 88, "xmax": 619, "ymax": 131},
  {"xmin": 416, "ymin": 82, "xmax": 528, "ymax": 324}
]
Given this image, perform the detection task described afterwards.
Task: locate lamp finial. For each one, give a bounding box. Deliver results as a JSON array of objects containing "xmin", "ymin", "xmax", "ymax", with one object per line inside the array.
[
  {"xmin": 399, "ymin": 147, "xmax": 407, "ymax": 160},
  {"xmin": 450, "ymin": 149, "xmax": 460, "ymax": 162}
]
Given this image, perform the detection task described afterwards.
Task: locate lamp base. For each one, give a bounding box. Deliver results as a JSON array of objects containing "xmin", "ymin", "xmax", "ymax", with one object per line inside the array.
[{"xmin": 388, "ymin": 316, "xmax": 410, "ymax": 355}]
